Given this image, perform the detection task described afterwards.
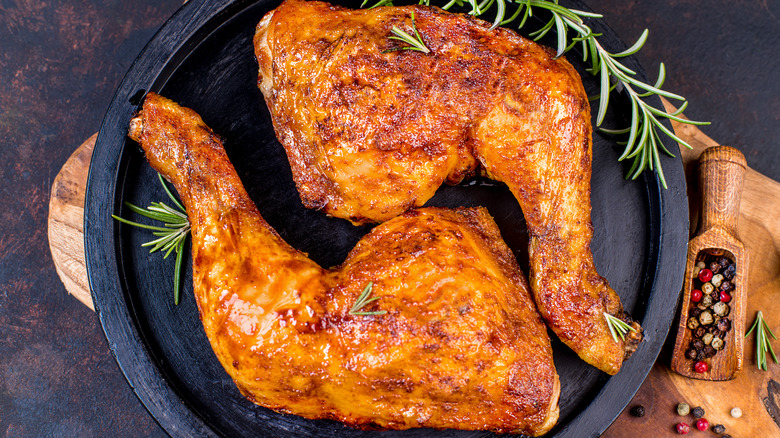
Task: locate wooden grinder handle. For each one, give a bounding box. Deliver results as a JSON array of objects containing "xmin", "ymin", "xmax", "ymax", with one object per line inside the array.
[{"xmin": 698, "ymin": 146, "xmax": 747, "ymax": 235}]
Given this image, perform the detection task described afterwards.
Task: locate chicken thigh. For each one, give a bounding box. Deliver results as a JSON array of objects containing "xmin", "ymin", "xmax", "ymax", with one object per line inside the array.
[
  {"xmin": 254, "ymin": 0, "xmax": 642, "ymax": 374},
  {"xmin": 127, "ymin": 93, "xmax": 559, "ymax": 435}
]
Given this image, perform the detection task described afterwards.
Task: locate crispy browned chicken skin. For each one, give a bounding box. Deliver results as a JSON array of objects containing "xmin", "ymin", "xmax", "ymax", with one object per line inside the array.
[
  {"xmin": 128, "ymin": 93, "xmax": 560, "ymax": 435},
  {"xmin": 255, "ymin": 0, "xmax": 642, "ymax": 374}
]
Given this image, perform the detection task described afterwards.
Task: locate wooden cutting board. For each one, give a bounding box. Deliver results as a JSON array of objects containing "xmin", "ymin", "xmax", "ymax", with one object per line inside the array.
[
  {"xmin": 603, "ymin": 102, "xmax": 780, "ymax": 437},
  {"xmin": 47, "ymin": 100, "xmax": 780, "ymax": 436}
]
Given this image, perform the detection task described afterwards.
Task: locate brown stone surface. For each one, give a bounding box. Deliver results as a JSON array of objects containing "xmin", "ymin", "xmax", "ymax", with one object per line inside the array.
[
  {"xmin": 3, "ymin": 0, "xmax": 779, "ymax": 436},
  {"xmin": 587, "ymin": 0, "xmax": 780, "ymax": 184},
  {"xmin": 1, "ymin": 1, "xmax": 182, "ymax": 436}
]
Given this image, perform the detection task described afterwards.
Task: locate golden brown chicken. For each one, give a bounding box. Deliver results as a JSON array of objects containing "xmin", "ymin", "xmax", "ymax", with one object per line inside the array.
[
  {"xmin": 128, "ymin": 92, "xmax": 560, "ymax": 435},
  {"xmin": 254, "ymin": 0, "xmax": 642, "ymax": 375}
]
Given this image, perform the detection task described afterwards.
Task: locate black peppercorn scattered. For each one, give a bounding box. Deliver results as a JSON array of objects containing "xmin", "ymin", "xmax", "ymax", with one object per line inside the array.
[
  {"xmin": 712, "ymin": 424, "xmax": 726, "ymax": 434},
  {"xmin": 710, "ymin": 290, "xmax": 721, "ymax": 301},
  {"xmin": 686, "ymin": 254, "xmax": 737, "ymax": 367},
  {"xmin": 629, "ymin": 405, "xmax": 645, "ymax": 417},
  {"xmin": 691, "ymin": 406, "xmax": 705, "ymax": 418}
]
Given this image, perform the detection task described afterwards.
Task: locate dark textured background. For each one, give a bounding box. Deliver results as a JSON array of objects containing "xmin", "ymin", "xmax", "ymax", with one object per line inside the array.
[{"xmin": 0, "ymin": 0, "xmax": 777, "ymax": 436}]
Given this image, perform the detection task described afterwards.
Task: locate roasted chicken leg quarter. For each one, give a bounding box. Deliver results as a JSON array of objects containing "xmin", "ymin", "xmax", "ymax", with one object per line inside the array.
[
  {"xmin": 255, "ymin": 0, "xmax": 643, "ymax": 374},
  {"xmin": 127, "ymin": 93, "xmax": 560, "ymax": 435}
]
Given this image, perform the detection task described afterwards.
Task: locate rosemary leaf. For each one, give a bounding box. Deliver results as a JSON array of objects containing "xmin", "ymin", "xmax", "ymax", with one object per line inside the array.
[
  {"xmin": 385, "ymin": 12, "xmax": 430, "ymax": 53},
  {"xmin": 613, "ymin": 29, "xmax": 648, "ymax": 57},
  {"xmin": 596, "ymin": 57, "xmax": 610, "ymax": 125},
  {"xmin": 490, "ymin": 0, "xmax": 505, "ymax": 29},
  {"xmin": 158, "ymin": 173, "xmax": 185, "ymax": 211},
  {"xmin": 112, "ymin": 173, "xmax": 191, "ymax": 305},
  {"xmin": 173, "ymin": 238, "xmax": 185, "ymax": 305},
  {"xmin": 746, "ymin": 311, "xmax": 778, "ymax": 371},
  {"xmin": 350, "ymin": 282, "xmax": 388, "ymax": 316},
  {"xmin": 553, "ymin": 13, "xmax": 567, "ymax": 58},
  {"xmin": 604, "ymin": 312, "xmax": 636, "ymax": 343}
]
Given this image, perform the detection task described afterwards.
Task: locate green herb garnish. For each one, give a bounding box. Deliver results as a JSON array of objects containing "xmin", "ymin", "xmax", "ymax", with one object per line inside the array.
[
  {"xmin": 604, "ymin": 312, "xmax": 636, "ymax": 342},
  {"xmin": 745, "ymin": 311, "xmax": 778, "ymax": 371},
  {"xmin": 112, "ymin": 173, "xmax": 190, "ymax": 305},
  {"xmin": 365, "ymin": 0, "xmax": 709, "ymax": 188},
  {"xmin": 349, "ymin": 282, "xmax": 388, "ymax": 315},
  {"xmin": 384, "ymin": 12, "xmax": 431, "ymax": 53}
]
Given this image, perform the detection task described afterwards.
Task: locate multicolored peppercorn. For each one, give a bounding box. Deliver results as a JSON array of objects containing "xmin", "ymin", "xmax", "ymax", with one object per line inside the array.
[
  {"xmin": 693, "ymin": 261, "xmax": 705, "ymax": 277},
  {"xmin": 676, "ymin": 402, "xmax": 690, "ymax": 416},
  {"xmin": 712, "ymin": 424, "xmax": 726, "ymax": 434},
  {"xmin": 686, "ymin": 252, "xmax": 737, "ymax": 370},
  {"xmin": 730, "ymin": 407, "xmax": 742, "ymax": 418},
  {"xmin": 676, "ymin": 422, "xmax": 690, "ymax": 434},
  {"xmin": 713, "ymin": 301, "xmax": 730, "ymax": 317},
  {"xmin": 694, "ymin": 361, "xmax": 708, "ymax": 373},
  {"xmin": 695, "ymin": 418, "xmax": 709, "ymax": 431},
  {"xmin": 723, "ymin": 264, "xmax": 736, "ymax": 279},
  {"xmin": 691, "ymin": 406, "xmax": 705, "ymax": 418},
  {"xmin": 709, "ymin": 262, "xmax": 721, "ymax": 274},
  {"xmin": 629, "ymin": 405, "xmax": 645, "ymax": 417}
]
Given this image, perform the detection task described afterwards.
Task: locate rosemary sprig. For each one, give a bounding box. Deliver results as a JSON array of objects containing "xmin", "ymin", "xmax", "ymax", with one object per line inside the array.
[
  {"xmin": 112, "ymin": 173, "xmax": 190, "ymax": 305},
  {"xmin": 384, "ymin": 12, "xmax": 431, "ymax": 53},
  {"xmin": 745, "ymin": 311, "xmax": 778, "ymax": 371},
  {"xmin": 604, "ymin": 312, "xmax": 636, "ymax": 343},
  {"xmin": 349, "ymin": 282, "xmax": 388, "ymax": 315},
  {"xmin": 364, "ymin": 0, "xmax": 708, "ymax": 188}
]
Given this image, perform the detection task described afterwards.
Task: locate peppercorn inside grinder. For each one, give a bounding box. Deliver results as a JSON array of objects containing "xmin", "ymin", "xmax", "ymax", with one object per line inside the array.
[{"xmin": 671, "ymin": 146, "xmax": 748, "ymax": 380}]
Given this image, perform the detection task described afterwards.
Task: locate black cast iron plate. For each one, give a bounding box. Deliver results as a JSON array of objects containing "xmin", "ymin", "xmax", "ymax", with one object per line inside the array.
[{"xmin": 84, "ymin": 0, "xmax": 689, "ymax": 436}]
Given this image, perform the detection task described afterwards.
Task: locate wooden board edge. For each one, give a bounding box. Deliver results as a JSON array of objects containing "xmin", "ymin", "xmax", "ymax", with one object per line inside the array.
[{"xmin": 47, "ymin": 133, "xmax": 96, "ymax": 311}]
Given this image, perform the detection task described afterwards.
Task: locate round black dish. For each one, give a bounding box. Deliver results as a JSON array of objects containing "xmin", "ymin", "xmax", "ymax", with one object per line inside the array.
[{"xmin": 84, "ymin": 0, "xmax": 688, "ymax": 436}]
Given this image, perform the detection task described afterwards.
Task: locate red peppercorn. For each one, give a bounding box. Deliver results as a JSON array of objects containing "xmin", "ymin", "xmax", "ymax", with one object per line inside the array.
[
  {"xmin": 698, "ymin": 268, "xmax": 713, "ymax": 282},
  {"xmin": 676, "ymin": 422, "xmax": 690, "ymax": 434},
  {"xmin": 691, "ymin": 289, "xmax": 703, "ymax": 302},
  {"xmin": 720, "ymin": 291, "xmax": 732, "ymax": 303},
  {"xmin": 694, "ymin": 361, "xmax": 708, "ymax": 373},
  {"xmin": 695, "ymin": 418, "xmax": 709, "ymax": 431}
]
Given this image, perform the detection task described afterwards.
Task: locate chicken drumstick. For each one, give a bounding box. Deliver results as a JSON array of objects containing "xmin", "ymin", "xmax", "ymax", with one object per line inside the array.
[
  {"xmin": 127, "ymin": 92, "xmax": 559, "ymax": 435},
  {"xmin": 254, "ymin": 0, "xmax": 642, "ymax": 374}
]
